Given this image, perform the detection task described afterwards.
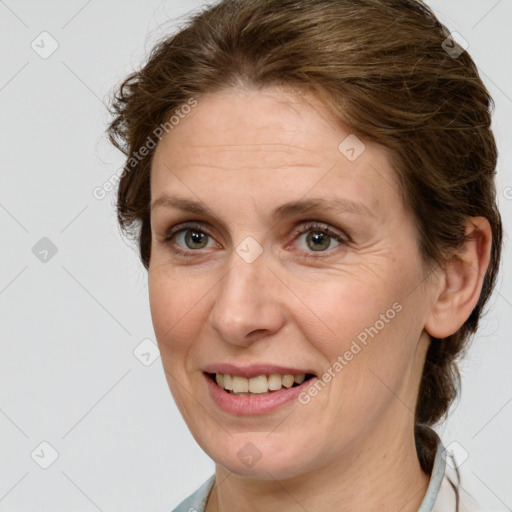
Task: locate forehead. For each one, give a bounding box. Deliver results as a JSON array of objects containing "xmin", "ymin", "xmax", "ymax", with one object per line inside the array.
[
  {"xmin": 155, "ymin": 86, "xmax": 347, "ymax": 165},
  {"xmin": 150, "ymin": 86, "xmax": 401, "ymax": 212}
]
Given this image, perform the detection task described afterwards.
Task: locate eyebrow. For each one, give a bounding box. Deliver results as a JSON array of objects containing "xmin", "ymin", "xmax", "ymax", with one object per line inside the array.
[{"xmin": 150, "ymin": 194, "xmax": 374, "ymax": 221}]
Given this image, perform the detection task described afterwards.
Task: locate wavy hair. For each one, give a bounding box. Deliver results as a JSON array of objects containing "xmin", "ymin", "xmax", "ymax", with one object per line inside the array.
[{"xmin": 107, "ymin": 0, "xmax": 503, "ymax": 474}]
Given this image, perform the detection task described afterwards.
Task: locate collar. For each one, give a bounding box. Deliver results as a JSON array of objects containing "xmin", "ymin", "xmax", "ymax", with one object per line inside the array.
[{"xmin": 418, "ymin": 429, "xmax": 448, "ymax": 512}]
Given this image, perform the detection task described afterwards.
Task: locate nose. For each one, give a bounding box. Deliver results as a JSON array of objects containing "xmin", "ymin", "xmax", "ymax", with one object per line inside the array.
[{"xmin": 208, "ymin": 252, "xmax": 286, "ymax": 348}]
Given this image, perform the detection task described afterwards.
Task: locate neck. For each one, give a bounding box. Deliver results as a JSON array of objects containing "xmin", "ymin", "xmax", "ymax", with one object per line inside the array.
[{"xmin": 205, "ymin": 420, "xmax": 431, "ymax": 512}]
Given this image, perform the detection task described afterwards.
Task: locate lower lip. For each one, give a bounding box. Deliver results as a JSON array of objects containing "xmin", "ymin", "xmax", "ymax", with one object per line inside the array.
[{"xmin": 204, "ymin": 373, "xmax": 317, "ymax": 415}]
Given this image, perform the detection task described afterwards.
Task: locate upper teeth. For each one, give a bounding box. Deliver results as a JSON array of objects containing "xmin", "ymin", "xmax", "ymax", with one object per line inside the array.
[{"xmin": 215, "ymin": 373, "xmax": 306, "ymax": 394}]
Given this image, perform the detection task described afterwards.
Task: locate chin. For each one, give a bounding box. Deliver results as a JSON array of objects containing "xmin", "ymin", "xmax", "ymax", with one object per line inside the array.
[{"xmin": 199, "ymin": 434, "xmax": 313, "ymax": 480}]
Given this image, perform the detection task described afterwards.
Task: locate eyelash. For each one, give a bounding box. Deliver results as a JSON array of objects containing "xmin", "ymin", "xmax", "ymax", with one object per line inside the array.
[
  {"xmin": 163, "ymin": 221, "xmax": 349, "ymax": 259},
  {"xmin": 292, "ymin": 222, "xmax": 349, "ymax": 259}
]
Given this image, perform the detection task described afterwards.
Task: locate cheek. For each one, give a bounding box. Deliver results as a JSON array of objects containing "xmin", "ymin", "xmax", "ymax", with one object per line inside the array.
[
  {"xmin": 295, "ymin": 275, "xmax": 416, "ymax": 401},
  {"xmin": 293, "ymin": 276, "xmax": 400, "ymax": 353},
  {"xmin": 148, "ymin": 269, "xmax": 207, "ymax": 358}
]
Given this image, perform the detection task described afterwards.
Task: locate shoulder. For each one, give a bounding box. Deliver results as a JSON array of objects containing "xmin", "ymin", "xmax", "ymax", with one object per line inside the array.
[{"xmin": 171, "ymin": 474, "xmax": 216, "ymax": 512}]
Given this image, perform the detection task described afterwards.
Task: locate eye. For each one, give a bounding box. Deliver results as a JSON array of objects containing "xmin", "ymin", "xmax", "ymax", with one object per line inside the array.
[
  {"xmin": 162, "ymin": 220, "xmax": 349, "ymax": 259},
  {"xmin": 163, "ymin": 222, "xmax": 218, "ymax": 256},
  {"xmin": 292, "ymin": 221, "xmax": 348, "ymax": 257}
]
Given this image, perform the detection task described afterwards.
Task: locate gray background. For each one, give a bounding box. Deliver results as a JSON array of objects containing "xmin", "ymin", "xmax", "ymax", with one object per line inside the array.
[{"xmin": 1, "ymin": 1, "xmax": 511, "ymax": 510}]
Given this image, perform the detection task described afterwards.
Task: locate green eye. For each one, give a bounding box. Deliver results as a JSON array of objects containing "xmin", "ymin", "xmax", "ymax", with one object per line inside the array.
[
  {"xmin": 163, "ymin": 220, "xmax": 348, "ymax": 259},
  {"xmin": 293, "ymin": 222, "xmax": 347, "ymax": 257},
  {"xmin": 164, "ymin": 222, "xmax": 217, "ymax": 257},
  {"xmin": 182, "ymin": 229, "xmax": 210, "ymax": 249},
  {"xmin": 304, "ymin": 231, "xmax": 334, "ymax": 251}
]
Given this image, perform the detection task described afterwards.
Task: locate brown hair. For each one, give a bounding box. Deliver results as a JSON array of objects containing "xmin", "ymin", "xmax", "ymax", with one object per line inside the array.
[{"xmin": 107, "ymin": 0, "xmax": 502, "ymax": 473}]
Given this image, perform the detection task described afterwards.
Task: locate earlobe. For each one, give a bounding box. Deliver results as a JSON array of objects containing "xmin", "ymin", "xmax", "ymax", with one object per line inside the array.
[{"xmin": 424, "ymin": 217, "xmax": 492, "ymax": 339}]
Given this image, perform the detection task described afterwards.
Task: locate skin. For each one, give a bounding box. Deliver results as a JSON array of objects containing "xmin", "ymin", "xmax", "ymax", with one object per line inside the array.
[{"xmin": 147, "ymin": 85, "xmax": 492, "ymax": 512}]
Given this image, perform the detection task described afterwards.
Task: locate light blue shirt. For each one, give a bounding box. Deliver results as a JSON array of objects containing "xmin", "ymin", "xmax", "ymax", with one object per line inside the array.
[{"xmin": 172, "ymin": 433, "xmax": 478, "ymax": 512}]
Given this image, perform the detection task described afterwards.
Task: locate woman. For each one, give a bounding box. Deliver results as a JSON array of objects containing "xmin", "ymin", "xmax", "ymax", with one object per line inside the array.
[{"xmin": 107, "ymin": 0, "xmax": 503, "ymax": 510}]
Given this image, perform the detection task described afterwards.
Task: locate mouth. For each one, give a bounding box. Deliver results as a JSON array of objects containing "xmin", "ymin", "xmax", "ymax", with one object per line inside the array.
[{"xmin": 205, "ymin": 372, "xmax": 316, "ymax": 396}]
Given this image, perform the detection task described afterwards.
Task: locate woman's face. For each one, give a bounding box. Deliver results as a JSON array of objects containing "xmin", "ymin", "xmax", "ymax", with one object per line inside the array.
[{"xmin": 148, "ymin": 86, "xmax": 437, "ymax": 479}]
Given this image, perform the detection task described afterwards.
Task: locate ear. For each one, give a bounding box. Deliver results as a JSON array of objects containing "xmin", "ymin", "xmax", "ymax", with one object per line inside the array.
[{"xmin": 424, "ymin": 217, "xmax": 493, "ymax": 339}]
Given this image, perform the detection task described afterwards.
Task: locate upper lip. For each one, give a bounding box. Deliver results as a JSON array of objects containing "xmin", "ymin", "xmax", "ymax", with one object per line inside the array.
[{"xmin": 203, "ymin": 363, "xmax": 316, "ymax": 379}]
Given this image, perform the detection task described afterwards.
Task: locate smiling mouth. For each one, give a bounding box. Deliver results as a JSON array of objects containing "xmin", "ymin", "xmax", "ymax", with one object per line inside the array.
[{"xmin": 206, "ymin": 372, "xmax": 316, "ymax": 396}]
